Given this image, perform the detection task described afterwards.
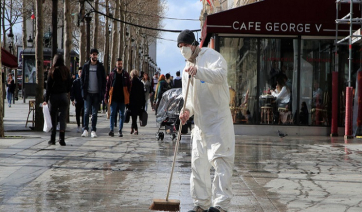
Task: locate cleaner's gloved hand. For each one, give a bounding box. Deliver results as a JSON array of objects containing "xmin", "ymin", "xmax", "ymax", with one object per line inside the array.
[
  {"xmin": 179, "ymin": 109, "xmax": 190, "ymax": 125},
  {"xmin": 185, "ymin": 66, "xmax": 197, "ymax": 76}
]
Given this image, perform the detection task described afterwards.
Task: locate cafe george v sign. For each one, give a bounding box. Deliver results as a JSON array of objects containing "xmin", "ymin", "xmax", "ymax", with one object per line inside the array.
[{"xmin": 205, "ymin": 0, "xmax": 359, "ymax": 37}]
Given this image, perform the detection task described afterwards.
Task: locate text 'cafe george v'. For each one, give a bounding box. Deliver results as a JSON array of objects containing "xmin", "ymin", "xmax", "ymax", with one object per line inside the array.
[{"xmin": 200, "ymin": 0, "xmax": 360, "ymax": 130}]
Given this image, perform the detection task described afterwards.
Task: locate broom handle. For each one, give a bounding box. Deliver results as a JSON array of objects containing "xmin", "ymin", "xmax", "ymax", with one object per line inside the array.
[{"xmin": 166, "ymin": 74, "xmax": 192, "ymax": 201}]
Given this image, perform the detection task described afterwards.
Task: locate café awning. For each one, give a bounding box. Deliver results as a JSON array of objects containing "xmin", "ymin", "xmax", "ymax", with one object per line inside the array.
[
  {"xmin": 201, "ymin": 0, "xmax": 359, "ymax": 46},
  {"xmin": 1, "ymin": 47, "xmax": 18, "ymax": 68}
]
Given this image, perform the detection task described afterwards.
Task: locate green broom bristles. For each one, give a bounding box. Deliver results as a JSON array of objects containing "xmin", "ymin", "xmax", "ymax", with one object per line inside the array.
[{"xmin": 149, "ymin": 199, "xmax": 180, "ymax": 211}]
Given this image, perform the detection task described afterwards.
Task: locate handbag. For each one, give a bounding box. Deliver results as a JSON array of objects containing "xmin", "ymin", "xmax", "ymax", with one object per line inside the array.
[
  {"xmin": 43, "ymin": 104, "xmax": 52, "ymax": 132},
  {"xmin": 139, "ymin": 109, "xmax": 148, "ymax": 127},
  {"xmin": 124, "ymin": 109, "xmax": 131, "ymax": 123}
]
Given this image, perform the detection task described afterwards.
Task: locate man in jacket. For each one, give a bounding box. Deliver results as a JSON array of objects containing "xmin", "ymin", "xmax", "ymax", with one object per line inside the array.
[
  {"xmin": 104, "ymin": 58, "xmax": 131, "ymax": 137},
  {"xmin": 178, "ymin": 30, "xmax": 235, "ymax": 212},
  {"xmin": 71, "ymin": 67, "xmax": 84, "ymax": 133},
  {"xmin": 80, "ymin": 48, "xmax": 106, "ymax": 138},
  {"xmin": 173, "ymin": 70, "xmax": 182, "ymax": 88},
  {"xmin": 150, "ymin": 71, "xmax": 159, "ymax": 111}
]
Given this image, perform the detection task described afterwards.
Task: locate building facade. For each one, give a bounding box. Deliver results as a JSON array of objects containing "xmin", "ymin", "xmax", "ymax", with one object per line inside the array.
[{"xmin": 200, "ymin": 0, "xmax": 361, "ymax": 135}]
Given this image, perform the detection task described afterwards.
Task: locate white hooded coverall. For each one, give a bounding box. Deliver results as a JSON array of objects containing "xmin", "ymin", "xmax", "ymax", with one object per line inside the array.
[{"xmin": 182, "ymin": 47, "xmax": 235, "ymax": 210}]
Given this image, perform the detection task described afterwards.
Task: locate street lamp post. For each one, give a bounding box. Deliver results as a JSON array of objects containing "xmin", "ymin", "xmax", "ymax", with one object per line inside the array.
[
  {"xmin": 27, "ymin": 36, "xmax": 34, "ymax": 47},
  {"xmin": 85, "ymin": 15, "xmax": 92, "ymax": 57},
  {"xmin": 84, "ymin": 0, "xmax": 93, "ymax": 58},
  {"xmin": 8, "ymin": 28, "xmax": 14, "ymax": 53},
  {"xmin": 52, "ymin": 0, "xmax": 58, "ymax": 59},
  {"xmin": 107, "ymin": 24, "xmax": 112, "ymax": 73}
]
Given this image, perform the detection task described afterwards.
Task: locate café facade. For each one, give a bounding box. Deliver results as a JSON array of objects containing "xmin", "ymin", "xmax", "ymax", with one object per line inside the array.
[{"xmin": 200, "ymin": 0, "xmax": 361, "ymax": 136}]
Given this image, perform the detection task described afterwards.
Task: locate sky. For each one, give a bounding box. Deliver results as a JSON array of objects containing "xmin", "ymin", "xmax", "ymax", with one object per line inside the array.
[
  {"xmin": 9, "ymin": 0, "xmax": 203, "ymax": 77},
  {"xmin": 156, "ymin": 0, "xmax": 203, "ymax": 77}
]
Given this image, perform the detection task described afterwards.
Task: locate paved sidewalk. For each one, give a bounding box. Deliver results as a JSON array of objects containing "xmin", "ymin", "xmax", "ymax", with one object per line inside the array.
[{"xmin": 1, "ymin": 100, "xmax": 362, "ymax": 211}]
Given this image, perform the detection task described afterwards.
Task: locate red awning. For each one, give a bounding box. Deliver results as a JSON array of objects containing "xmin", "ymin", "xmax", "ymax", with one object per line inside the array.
[
  {"xmin": 205, "ymin": 0, "xmax": 358, "ymax": 38},
  {"xmin": 1, "ymin": 47, "xmax": 18, "ymax": 68}
]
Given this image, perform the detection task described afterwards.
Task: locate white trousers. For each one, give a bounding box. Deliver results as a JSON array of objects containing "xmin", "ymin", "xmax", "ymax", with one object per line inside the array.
[{"xmin": 190, "ymin": 135, "xmax": 234, "ymax": 210}]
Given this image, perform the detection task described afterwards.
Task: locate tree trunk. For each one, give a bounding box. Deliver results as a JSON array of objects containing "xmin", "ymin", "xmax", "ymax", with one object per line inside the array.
[
  {"xmin": 92, "ymin": 0, "xmax": 99, "ymax": 49},
  {"xmin": 103, "ymin": 0, "xmax": 109, "ymax": 74},
  {"xmin": 64, "ymin": 0, "xmax": 71, "ymax": 68},
  {"xmin": 0, "ymin": 10, "xmax": 3, "ymax": 137},
  {"xmin": 35, "ymin": 0, "xmax": 44, "ymax": 131},
  {"xmin": 51, "ymin": 0, "xmax": 58, "ymax": 59},
  {"xmin": 135, "ymin": 43, "xmax": 139, "ymax": 71},
  {"xmin": 2, "ymin": 0, "xmax": 6, "ymax": 47},
  {"xmin": 64, "ymin": 0, "xmax": 71, "ymax": 123},
  {"xmin": 110, "ymin": 0, "xmax": 119, "ymax": 71},
  {"xmin": 79, "ymin": 0, "xmax": 86, "ymax": 65},
  {"xmin": 123, "ymin": 4, "xmax": 128, "ymax": 71},
  {"xmin": 118, "ymin": 0, "xmax": 123, "ymax": 60},
  {"xmin": 22, "ymin": 0, "xmax": 27, "ymax": 48},
  {"xmin": 135, "ymin": 19, "xmax": 140, "ymax": 71},
  {"xmin": 127, "ymin": 26, "xmax": 133, "ymax": 72}
]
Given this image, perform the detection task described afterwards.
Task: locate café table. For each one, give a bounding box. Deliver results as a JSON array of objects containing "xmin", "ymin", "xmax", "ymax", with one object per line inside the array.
[{"xmin": 259, "ymin": 94, "xmax": 276, "ymax": 124}]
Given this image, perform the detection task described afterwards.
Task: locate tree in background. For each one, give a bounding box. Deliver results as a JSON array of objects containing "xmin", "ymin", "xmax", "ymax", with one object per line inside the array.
[{"xmin": 34, "ymin": 0, "xmax": 44, "ymax": 131}]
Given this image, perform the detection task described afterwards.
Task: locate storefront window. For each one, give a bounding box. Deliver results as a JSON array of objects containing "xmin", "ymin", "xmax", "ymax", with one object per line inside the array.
[
  {"xmin": 219, "ymin": 37, "xmax": 258, "ymax": 124},
  {"xmin": 300, "ymin": 40, "xmax": 333, "ymax": 126},
  {"xmin": 259, "ymin": 38, "xmax": 297, "ymax": 125}
]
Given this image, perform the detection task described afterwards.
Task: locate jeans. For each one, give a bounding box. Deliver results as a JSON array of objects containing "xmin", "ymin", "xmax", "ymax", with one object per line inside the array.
[
  {"xmin": 150, "ymin": 92, "xmax": 155, "ymax": 109},
  {"xmin": 49, "ymin": 93, "xmax": 68, "ymax": 132},
  {"xmin": 75, "ymin": 101, "xmax": 84, "ymax": 128},
  {"xmin": 84, "ymin": 93, "xmax": 99, "ymax": 132},
  {"xmin": 110, "ymin": 101, "xmax": 125, "ymax": 132},
  {"xmin": 7, "ymin": 91, "xmax": 13, "ymax": 106},
  {"xmin": 131, "ymin": 108, "xmax": 142, "ymax": 131}
]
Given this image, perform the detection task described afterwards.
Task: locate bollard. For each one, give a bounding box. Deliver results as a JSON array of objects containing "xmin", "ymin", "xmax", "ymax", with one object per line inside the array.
[{"xmin": 345, "ymin": 87, "xmax": 354, "ymax": 139}]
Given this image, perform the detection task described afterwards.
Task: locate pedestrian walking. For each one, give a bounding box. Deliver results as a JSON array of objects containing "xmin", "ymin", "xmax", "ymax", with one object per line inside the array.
[
  {"xmin": 6, "ymin": 73, "xmax": 15, "ymax": 108},
  {"xmin": 71, "ymin": 67, "xmax": 84, "ymax": 133},
  {"xmin": 43, "ymin": 54, "xmax": 72, "ymax": 146},
  {"xmin": 153, "ymin": 74, "xmax": 169, "ymax": 115},
  {"xmin": 128, "ymin": 69, "xmax": 145, "ymax": 135},
  {"xmin": 150, "ymin": 72, "xmax": 159, "ymax": 111},
  {"xmin": 165, "ymin": 73, "xmax": 173, "ymax": 89},
  {"xmin": 141, "ymin": 73, "xmax": 151, "ymax": 111},
  {"xmin": 173, "ymin": 70, "xmax": 182, "ymax": 88},
  {"xmin": 104, "ymin": 58, "xmax": 131, "ymax": 137},
  {"xmin": 80, "ymin": 48, "xmax": 106, "ymax": 138},
  {"xmin": 71, "ymin": 73, "xmax": 76, "ymax": 84},
  {"xmin": 177, "ymin": 29, "xmax": 235, "ymax": 212}
]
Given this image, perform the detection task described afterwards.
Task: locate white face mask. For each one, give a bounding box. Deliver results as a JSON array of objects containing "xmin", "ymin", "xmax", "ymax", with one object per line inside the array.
[{"xmin": 180, "ymin": 46, "xmax": 192, "ymax": 60}]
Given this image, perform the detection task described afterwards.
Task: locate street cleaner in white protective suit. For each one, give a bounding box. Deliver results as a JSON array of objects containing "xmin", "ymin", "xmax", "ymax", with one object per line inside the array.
[{"xmin": 178, "ymin": 29, "xmax": 235, "ymax": 212}]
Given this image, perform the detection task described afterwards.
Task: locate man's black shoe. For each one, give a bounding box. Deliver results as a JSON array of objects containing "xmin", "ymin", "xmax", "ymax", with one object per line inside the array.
[
  {"xmin": 208, "ymin": 206, "xmax": 227, "ymax": 212},
  {"xmin": 118, "ymin": 131, "xmax": 123, "ymax": 137},
  {"xmin": 109, "ymin": 131, "xmax": 114, "ymax": 137},
  {"xmin": 59, "ymin": 140, "xmax": 66, "ymax": 146},
  {"xmin": 48, "ymin": 140, "xmax": 55, "ymax": 145}
]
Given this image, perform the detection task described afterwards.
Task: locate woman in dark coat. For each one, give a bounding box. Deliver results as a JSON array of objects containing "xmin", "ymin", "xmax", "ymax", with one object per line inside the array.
[
  {"xmin": 43, "ymin": 54, "xmax": 72, "ymax": 146},
  {"xmin": 153, "ymin": 74, "xmax": 168, "ymax": 115},
  {"xmin": 128, "ymin": 69, "xmax": 145, "ymax": 135},
  {"xmin": 6, "ymin": 73, "xmax": 15, "ymax": 108}
]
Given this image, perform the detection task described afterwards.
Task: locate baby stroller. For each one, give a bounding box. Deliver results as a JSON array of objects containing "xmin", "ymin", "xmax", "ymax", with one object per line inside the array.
[{"xmin": 156, "ymin": 88, "xmax": 184, "ymax": 141}]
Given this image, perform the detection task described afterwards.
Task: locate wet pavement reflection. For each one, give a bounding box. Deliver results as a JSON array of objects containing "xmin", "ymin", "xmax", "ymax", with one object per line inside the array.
[{"xmin": 1, "ymin": 130, "xmax": 362, "ymax": 211}]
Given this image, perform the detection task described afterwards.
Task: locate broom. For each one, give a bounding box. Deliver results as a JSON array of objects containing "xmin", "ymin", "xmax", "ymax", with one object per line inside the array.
[{"xmin": 150, "ymin": 75, "xmax": 192, "ymax": 211}]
